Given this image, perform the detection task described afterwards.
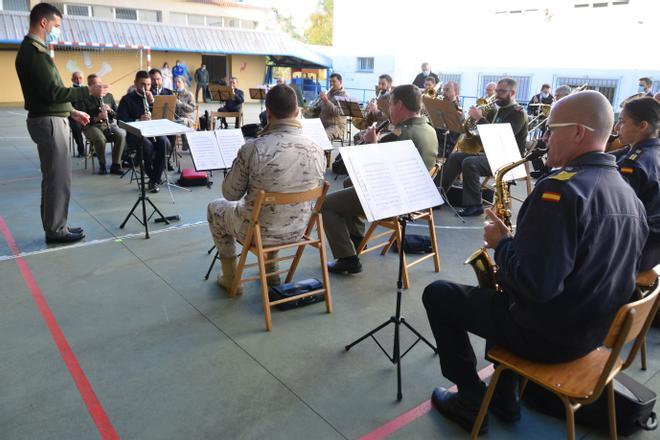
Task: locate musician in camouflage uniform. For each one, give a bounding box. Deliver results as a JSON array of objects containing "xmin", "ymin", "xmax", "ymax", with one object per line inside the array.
[
  {"xmin": 319, "ymin": 73, "xmax": 349, "ymax": 141},
  {"xmin": 207, "ymin": 84, "xmax": 326, "ymax": 293}
]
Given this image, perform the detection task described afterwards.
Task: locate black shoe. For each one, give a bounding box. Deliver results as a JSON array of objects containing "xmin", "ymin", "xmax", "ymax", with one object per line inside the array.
[
  {"xmin": 167, "ymin": 162, "xmax": 175, "ymax": 171},
  {"xmin": 489, "ymin": 387, "xmax": 521, "ymax": 423},
  {"xmin": 109, "ymin": 164, "xmax": 123, "ymax": 175},
  {"xmin": 431, "ymin": 387, "xmax": 488, "ymax": 435},
  {"xmin": 67, "ymin": 226, "xmax": 83, "ymax": 234},
  {"xmin": 457, "ymin": 206, "xmax": 484, "ymax": 217},
  {"xmin": 45, "ymin": 231, "xmax": 85, "ymax": 244},
  {"xmin": 350, "ymin": 235, "xmax": 365, "ymax": 251},
  {"xmin": 327, "ymin": 256, "xmax": 362, "ymax": 274},
  {"xmin": 97, "ymin": 165, "xmax": 108, "ymax": 175},
  {"xmin": 148, "ymin": 181, "xmax": 160, "ymax": 193}
]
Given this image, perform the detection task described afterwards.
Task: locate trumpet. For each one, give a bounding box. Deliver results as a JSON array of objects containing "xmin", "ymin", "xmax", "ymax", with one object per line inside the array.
[
  {"xmin": 527, "ymin": 103, "xmax": 552, "ymax": 132},
  {"xmin": 423, "ymin": 81, "xmax": 443, "ymax": 99},
  {"xmin": 465, "ymin": 144, "xmax": 548, "ymax": 290}
]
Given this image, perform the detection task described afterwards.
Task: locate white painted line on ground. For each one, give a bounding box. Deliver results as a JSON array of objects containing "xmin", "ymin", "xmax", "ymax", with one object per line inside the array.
[
  {"xmin": 0, "ymin": 221, "xmax": 208, "ymax": 262},
  {"xmin": 0, "ymin": 136, "xmax": 31, "ymax": 139}
]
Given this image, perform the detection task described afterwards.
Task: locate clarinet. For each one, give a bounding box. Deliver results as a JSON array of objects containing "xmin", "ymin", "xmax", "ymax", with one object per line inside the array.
[
  {"xmin": 141, "ymin": 87, "xmax": 151, "ymax": 119},
  {"xmin": 99, "ymin": 95, "xmax": 115, "ymax": 137}
]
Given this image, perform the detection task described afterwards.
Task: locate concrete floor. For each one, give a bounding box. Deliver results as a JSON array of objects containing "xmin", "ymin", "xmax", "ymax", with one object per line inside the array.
[{"xmin": 1, "ymin": 103, "xmax": 658, "ymax": 439}]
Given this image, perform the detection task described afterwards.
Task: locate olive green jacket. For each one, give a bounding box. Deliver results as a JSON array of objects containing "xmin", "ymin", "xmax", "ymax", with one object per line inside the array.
[
  {"xmin": 15, "ymin": 35, "xmax": 89, "ymax": 118},
  {"xmin": 380, "ymin": 116, "xmax": 439, "ymax": 170}
]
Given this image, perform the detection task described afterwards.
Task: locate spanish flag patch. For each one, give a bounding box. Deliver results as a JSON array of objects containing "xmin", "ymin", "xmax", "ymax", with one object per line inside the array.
[
  {"xmin": 620, "ymin": 167, "xmax": 634, "ymax": 174},
  {"xmin": 541, "ymin": 191, "xmax": 561, "ymax": 202}
]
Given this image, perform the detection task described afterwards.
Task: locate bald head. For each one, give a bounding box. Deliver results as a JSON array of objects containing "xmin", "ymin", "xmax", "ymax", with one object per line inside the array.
[{"xmin": 545, "ymin": 91, "xmax": 614, "ymax": 167}]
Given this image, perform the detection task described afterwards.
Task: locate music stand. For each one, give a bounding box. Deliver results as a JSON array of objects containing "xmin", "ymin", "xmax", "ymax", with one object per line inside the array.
[
  {"xmin": 422, "ymin": 96, "xmax": 466, "ymax": 221},
  {"xmin": 337, "ymin": 99, "xmax": 364, "ymax": 146},
  {"xmin": 152, "ymin": 95, "xmax": 177, "ymax": 121},
  {"xmin": 340, "ymin": 141, "xmax": 441, "ymax": 401},
  {"xmin": 118, "ymin": 120, "xmax": 191, "ymax": 238},
  {"xmin": 249, "ymin": 88, "xmax": 267, "ymax": 111}
]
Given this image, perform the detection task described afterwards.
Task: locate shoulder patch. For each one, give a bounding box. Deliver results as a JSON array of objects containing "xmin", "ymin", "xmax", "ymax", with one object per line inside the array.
[
  {"xmin": 541, "ymin": 191, "xmax": 561, "ymax": 203},
  {"xmin": 620, "ymin": 166, "xmax": 634, "ymax": 174},
  {"xmin": 549, "ymin": 170, "xmax": 578, "ymax": 182},
  {"xmin": 31, "ymin": 41, "xmax": 49, "ymax": 54}
]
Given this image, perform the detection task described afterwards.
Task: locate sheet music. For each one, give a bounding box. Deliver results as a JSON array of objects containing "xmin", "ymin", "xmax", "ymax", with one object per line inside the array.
[
  {"xmin": 214, "ymin": 129, "xmax": 245, "ymax": 168},
  {"xmin": 299, "ymin": 118, "xmax": 333, "ymax": 151},
  {"xmin": 186, "ymin": 131, "xmax": 224, "ymax": 171},
  {"xmin": 477, "ymin": 123, "xmax": 527, "ymax": 181},
  {"xmin": 340, "ymin": 141, "xmax": 443, "ymax": 222},
  {"xmin": 120, "ymin": 119, "xmax": 193, "ymax": 137}
]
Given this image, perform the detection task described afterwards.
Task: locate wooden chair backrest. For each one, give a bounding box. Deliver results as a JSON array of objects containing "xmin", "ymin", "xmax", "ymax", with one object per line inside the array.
[{"xmin": 604, "ymin": 283, "xmax": 660, "ymax": 349}]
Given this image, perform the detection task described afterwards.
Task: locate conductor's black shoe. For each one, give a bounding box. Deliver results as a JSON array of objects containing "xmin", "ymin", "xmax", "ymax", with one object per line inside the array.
[
  {"xmin": 67, "ymin": 226, "xmax": 83, "ymax": 234},
  {"xmin": 148, "ymin": 181, "xmax": 160, "ymax": 193},
  {"xmin": 45, "ymin": 231, "xmax": 85, "ymax": 244},
  {"xmin": 431, "ymin": 387, "xmax": 488, "ymax": 435},
  {"xmin": 490, "ymin": 388, "xmax": 521, "ymax": 423},
  {"xmin": 457, "ymin": 206, "xmax": 484, "ymax": 217},
  {"xmin": 97, "ymin": 165, "xmax": 108, "ymax": 175},
  {"xmin": 327, "ymin": 256, "xmax": 362, "ymax": 274},
  {"xmin": 109, "ymin": 163, "xmax": 123, "ymax": 175},
  {"xmin": 167, "ymin": 162, "xmax": 175, "ymax": 171}
]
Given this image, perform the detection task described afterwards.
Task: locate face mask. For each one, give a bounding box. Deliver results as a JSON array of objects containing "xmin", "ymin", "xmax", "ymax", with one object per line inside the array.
[
  {"xmin": 541, "ymin": 92, "xmax": 549, "ymax": 98},
  {"xmin": 45, "ymin": 25, "xmax": 61, "ymax": 44},
  {"xmin": 422, "ymin": 69, "xmax": 430, "ymax": 75},
  {"xmin": 638, "ymin": 85, "xmax": 646, "ymax": 93}
]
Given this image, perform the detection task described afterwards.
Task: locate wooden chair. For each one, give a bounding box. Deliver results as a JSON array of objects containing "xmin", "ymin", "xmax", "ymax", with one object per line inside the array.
[
  {"xmin": 230, "ymin": 182, "xmax": 332, "ymax": 331},
  {"xmin": 470, "ymin": 282, "xmax": 660, "ymax": 440},
  {"xmin": 634, "ymin": 265, "xmax": 660, "ymax": 370},
  {"xmin": 356, "ymin": 165, "xmax": 441, "ymax": 289},
  {"xmin": 210, "ymin": 111, "xmax": 243, "ymax": 130}
]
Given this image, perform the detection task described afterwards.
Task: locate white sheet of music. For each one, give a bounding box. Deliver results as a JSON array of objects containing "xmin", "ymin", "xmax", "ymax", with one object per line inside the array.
[
  {"xmin": 477, "ymin": 123, "xmax": 527, "ymax": 181},
  {"xmin": 340, "ymin": 141, "xmax": 443, "ymax": 222},
  {"xmin": 214, "ymin": 129, "xmax": 245, "ymax": 168},
  {"xmin": 299, "ymin": 118, "xmax": 333, "ymax": 151},
  {"xmin": 186, "ymin": 131, "xmax": 225, "ymax": 171},
  {"xmin": 122, "ymin": 119, "xmax": 193, "ymax": 137}
]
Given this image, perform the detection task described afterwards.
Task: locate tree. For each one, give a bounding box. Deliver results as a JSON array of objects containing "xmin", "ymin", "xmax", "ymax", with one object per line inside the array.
[
  {"xmin": 272, "ymin": 8, "xmax": 304, "ymax": 42},
  {"xmin": 303, "ymin": 0, "xmax": 333, "ymax": 46}
]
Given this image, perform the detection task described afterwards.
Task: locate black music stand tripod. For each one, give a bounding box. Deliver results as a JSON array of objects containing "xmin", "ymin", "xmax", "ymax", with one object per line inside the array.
[
  {"xmin": 345, "ymin": 214, "xmax": 437, "ymax": 401},
  {"xmin": 119, "ymin": 136, "xmax": 172, "ymax": 238}
]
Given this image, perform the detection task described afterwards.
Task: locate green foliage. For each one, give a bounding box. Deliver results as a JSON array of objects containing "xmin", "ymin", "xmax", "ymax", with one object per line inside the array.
[
  {"xmin": 303, "ymin": 0, "xmax": 333, "ymax": 46},
  {"xmin": 272, "ymin": 8, "xmax": 304, "ymax": 42}
]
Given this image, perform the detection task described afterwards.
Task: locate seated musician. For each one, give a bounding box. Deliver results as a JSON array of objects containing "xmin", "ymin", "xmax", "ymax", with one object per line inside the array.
[
  {"xmin": 354, "ymin": 74, "xmax": 393, "ymax": 142},
  {"xmin": 207, "ymin": 85, "xmax": 325, "ymax": 292},
  {"xmin": 322, "ymin": 84, "xmax": 438, "ymax": 274},
  {"xmin": 117, "ymin": 71, "xmax": 171, "ymax": 193},
  {"xmin": 80, "ymin": 74, "xmax": 126, "ymax": 175},
  {"xmin": 435, "ymin": 81, "xmax": 464, "ymax": 157},
  {"xmin": 217, "ymin": 76, "xmax": 244, "ymax": 129},
  {"xmin": 423, "ymin": 91, "xmax": 648, "ymax": 434},
  {"xmin": 483, "ymin": 82, "xmax": 497, "ymax": 99},
  {"xmin": 316, "ymin": 72, "xmax": 349, "ymax": 141},
  {"xmin": 615, "ymin": 96, "xmax": 660, "ymax": 283},
  {"xmin": 554, "ymin": 84, "xmax": 571, "ymax": 101},
  {"xmin": 439, "ymin": 78, "xmax": 528, "ymax": 217}
]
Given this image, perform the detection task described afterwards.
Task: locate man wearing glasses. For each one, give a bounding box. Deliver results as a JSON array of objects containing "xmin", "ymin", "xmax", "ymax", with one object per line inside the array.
[
  {"xmin": 439, "ymin": 78, "xmax": 528, "ymax": 217},
  {"xmin": 422, "ymin": 91, "xmax": 648, "ymax": 434}
]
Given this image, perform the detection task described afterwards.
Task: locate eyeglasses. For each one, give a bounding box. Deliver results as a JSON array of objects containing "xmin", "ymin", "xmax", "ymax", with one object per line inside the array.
[{"xmin": 546, "ymin": 122, "xmax": 596, "ymax": 134}]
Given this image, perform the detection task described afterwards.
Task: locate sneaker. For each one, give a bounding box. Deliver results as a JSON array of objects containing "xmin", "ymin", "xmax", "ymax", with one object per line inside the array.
[{"xmin": 167, "ymin": 162, "xmax": 175, "ymax": 171}]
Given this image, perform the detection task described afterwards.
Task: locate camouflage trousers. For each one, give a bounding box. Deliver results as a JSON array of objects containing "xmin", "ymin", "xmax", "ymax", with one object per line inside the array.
[
  {"xmin": 325, "ymin": 124, "xmax": 346, "ymax": 142},
  {"xmin": 207, "ymin": 198, "xmax": 246, "ymax": 259}
]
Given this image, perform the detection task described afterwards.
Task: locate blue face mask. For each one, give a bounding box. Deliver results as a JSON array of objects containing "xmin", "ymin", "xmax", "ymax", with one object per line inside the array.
[
  {"xmin": 638, "ymin": 85, "xmax": 646, "ymax": 93},
  {"xmin": 45, "ymin": 25, "xmax": 61, "ymax": 44}
]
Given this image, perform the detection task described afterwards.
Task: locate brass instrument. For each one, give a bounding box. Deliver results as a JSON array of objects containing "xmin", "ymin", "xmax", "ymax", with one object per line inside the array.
[
  {"xmin": 527, "ymin": 103, "xmax": 552, "ymax": 132},
  {"xmin": 423, "ymin": 81, "xmax": 443, "ymax": 99},
  {"xmin": 302, "ymin": 94, "xmax": 322, "ymax": 119},
  {"xmin": 573, "ymin": 83, "xmax": 589, "ymax": 93},
  {"xmin": 465, "ymin": 145, "xmax": 548, "ymax": 290},
  {"xmin": 353, "ymin": 89, "xmax": 386, "ymax": 130},
  {"xmin": 454, "ymin": 94, "xmax": 498, "ymax": 154}
]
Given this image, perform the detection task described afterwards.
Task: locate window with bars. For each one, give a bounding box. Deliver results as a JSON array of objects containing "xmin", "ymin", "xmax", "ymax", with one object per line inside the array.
[
  {"xmin": 1, "ymin": 0, "xmax": 29, "ymax": 11},
  {"xmin": 66, "ymin": 4, "xmax": 90, "ymax": 16},
  {"xmin": 555, "ymin": 77, "xmax": 618, "ymax": 103},
  {"xmin": 356, "ymin": 57, "xmax": 374, "ymax": 73},
  {"xmin": 439, "ymin": 73, "xmax": 462, "ymax": 87},
  {"xmin": 480, "ymin": 75, "xmax": 532, "ymax": 101},
  {"xmin": 115, "ymin": 8, "xmax": 137, "ymax": 21}
]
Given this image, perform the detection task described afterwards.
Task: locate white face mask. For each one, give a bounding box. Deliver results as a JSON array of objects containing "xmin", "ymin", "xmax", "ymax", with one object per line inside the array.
[
  {"xmin": 638, "ymin": 85, "xmax": 646, "ymax": 93},
  {"xmin": 45, "ymin": 25, "xmax": 61, "ymax": 44},
  {"xmin": 541, "ymin": 92, "xmax": 550, "ymax": 98},
  {"xmin": 422, "ymin": 69, "xmax": 430, "ymax": 75}
]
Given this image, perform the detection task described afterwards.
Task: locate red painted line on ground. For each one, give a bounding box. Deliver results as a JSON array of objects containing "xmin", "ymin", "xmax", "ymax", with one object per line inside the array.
[
  {"xmin": 0, "ymin": 216, "xmax": 120, "ymax": 439},
  {"xmin": 358, "ymin": 364, "xmax": 494, "ymax": 440},
  {"xmin": 0, "ymin": 176, "xmax": 41, "ymax": 185}
]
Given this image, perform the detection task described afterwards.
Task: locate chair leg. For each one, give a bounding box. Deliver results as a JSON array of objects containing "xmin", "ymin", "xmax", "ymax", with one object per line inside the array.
[
  {"xmin": 231, "ymin": 247, "xmax": 249, "ymax": 297},
  {"xmin": 640, "ymin": 338, "xmax": 648, "ymax": 370},
  {"xmin": 470, "ymin": 366, "xmax": 503, "ymax": 439},
  {"xmin": 357, "ymin": 222, "xmax": 379, "ymax": 255},
  {"xmin": 606, "ymin": 381, "xmax": 617, "ymax": 440},
  {"xmin": 317, "ymin": 215, "xmax": 333, "ymax": 314},
  {"xmin": 256, "ymin": 246, "xmax": 272, "ymax": 331},
  {"xmin": 286, "ymin": 242, "xmax": 306, "ymax": 284},
  {"xmin": 560, "ymin": 396, "xmax": 576, "ymax": 440},
  {"xmin": 427, "ymin": 209, "xmax": 441, "ymax": 272}
]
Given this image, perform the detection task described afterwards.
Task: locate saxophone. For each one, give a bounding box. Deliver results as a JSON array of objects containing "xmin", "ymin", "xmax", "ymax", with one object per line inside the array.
[
  {"xmin": 464, "ymin": 145, "xmax": 547, "ymax": 290},
  {"xmin": 454, "ymin": 94, "xmax": 498, "ymax": 154}
]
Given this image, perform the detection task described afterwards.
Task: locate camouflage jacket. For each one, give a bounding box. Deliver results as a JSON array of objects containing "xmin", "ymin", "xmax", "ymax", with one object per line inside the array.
[
  {"xmin": 320, "ymin": 87, "xmax": 348, "ymax": 130},
  {"xmin": 222, "ymin": 119, "xmax": 326, "ymax": 243}
]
